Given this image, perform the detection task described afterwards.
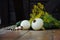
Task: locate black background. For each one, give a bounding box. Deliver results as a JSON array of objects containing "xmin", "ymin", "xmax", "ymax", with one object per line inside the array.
[{"xmin": 0, "ymin": 0, "xmax": 60, "ymax": 27}]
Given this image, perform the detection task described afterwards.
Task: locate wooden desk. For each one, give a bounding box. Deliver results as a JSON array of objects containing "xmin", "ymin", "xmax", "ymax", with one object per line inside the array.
[{"xmin": 0, "ymin": 26, "xmax": 60, "ymax": 40}]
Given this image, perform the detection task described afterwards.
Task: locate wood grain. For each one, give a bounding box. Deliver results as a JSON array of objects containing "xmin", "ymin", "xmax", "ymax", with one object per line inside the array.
[
  {"xmin": 0, "ymin": 30, "xmax": 29, "ymax": 40},
  {"xmin": 0, "ymin": 26, "xmax": 60, "ymax": 40},
  {"xmin": 17, "ymin": 30, "xmax": 53, "ymax": 40}
]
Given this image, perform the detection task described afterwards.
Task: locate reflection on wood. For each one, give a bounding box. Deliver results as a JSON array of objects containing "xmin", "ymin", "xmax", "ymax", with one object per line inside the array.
[
  {"xmin": 0, "ymin": 27, "xmax": 60, "ymax": 40},
  {"xmin": 17, "ymin": 30, "xmax": 52, "ymax": 40}
]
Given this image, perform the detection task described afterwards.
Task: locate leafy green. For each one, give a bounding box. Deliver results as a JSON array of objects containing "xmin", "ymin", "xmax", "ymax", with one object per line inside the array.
[
  {"xmin": 16, "ymin": 21, "xmax": 21, "ymax": 27},
  {"xmin": 29, "ymin": 2, "xmax": 60, "ymax": 29}
]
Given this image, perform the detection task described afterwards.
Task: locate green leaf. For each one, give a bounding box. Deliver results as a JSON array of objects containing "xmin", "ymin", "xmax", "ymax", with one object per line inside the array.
[{"xmin": 16, "ymin": 21, "xmax": 21, "ymax": 27}]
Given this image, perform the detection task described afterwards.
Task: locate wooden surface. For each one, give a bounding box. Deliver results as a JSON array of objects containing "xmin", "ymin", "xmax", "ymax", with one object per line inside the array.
[{"xmin": 0, "ymin": 26, "xmax": 60, "ymax": 40}]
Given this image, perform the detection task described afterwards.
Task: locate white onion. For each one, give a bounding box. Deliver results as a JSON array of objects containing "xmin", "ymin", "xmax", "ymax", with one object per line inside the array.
[
  {"xmin": 32, "ymin": 18, "xmax": 44, "ymax": 30},
  {"xmin": 20, "ymin": 20, "xmax": 30, "ymax": 30}
]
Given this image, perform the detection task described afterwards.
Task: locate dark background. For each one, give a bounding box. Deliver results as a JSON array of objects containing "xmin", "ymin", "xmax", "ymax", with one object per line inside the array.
[{"xmin": 0, "ymin": 0, "xmax": 60, "ymax": 28}]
